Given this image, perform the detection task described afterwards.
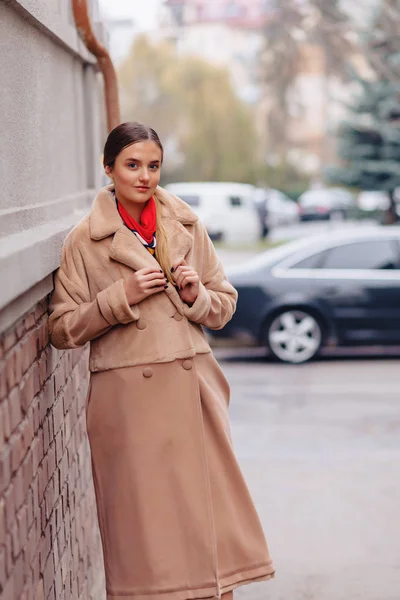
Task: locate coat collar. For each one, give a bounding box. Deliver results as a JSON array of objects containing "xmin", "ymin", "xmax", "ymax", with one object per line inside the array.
[
  {"xmin": 89, "ymin": 184, "xmax": 198, "ymax": 241},
  {"xmin": 88, "ymin": 184, "xmax": 198, "ymax": 316}
]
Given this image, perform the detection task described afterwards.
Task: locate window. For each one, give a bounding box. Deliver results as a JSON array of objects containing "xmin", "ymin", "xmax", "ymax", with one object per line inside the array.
[
  {"xmin": 180, "ymin": 195, "xmax": 200, "ymax": 207},
  {"xmin": 230, "ymin": 196, "xmax": 243, "ymax": 207},
  {"xmin": 322, "ymin": 240, "xmax": 399, "ymax": 270},
  {"xmin": 290, "ymin": 250, "xmax": 328, "ymax": 269}
]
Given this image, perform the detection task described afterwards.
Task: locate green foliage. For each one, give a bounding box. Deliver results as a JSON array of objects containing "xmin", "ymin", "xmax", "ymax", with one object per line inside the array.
[
  {"xmin": 118, "ymin": 36, "xmax": 260, "ymax": 184},
  {"xmin": 261, "ymin": 0, "xmax": 352, "ymax": 154},
  {"xmin": 326, "ymin": 77, "xmax": 400, "ymax": 194}
]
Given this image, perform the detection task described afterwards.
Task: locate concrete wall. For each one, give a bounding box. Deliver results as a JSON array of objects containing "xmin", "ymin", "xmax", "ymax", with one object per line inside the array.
[
  {"xmin": 0, "ymin": 1, "xmax": 107, "ymax": 598},
  {"xmin": 0, "ymin": 0, "xmax": 105, "ymax": 332}
]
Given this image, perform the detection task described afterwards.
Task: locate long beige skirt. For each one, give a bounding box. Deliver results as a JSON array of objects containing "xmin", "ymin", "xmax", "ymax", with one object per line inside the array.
[{"xmin": 86, "ymin": 352, "xmax": 275, "ymax": 600}]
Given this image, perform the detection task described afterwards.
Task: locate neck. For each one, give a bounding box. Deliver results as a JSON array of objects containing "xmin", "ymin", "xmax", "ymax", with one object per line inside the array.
[{"xmin": 117, "ymin": 197, "xmax": 148, "ymax": 222}]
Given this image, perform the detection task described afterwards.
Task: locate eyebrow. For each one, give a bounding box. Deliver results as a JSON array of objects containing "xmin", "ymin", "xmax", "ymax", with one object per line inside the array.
[{"xmin": 124, "ymin": 158, "xmax": 161, "ymax": 163}]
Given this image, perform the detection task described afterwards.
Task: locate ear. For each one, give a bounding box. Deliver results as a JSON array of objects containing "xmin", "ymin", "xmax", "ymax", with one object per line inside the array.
[{"xmin": 105, "ymin": 165, "xmax": 113, "ymax": 181}]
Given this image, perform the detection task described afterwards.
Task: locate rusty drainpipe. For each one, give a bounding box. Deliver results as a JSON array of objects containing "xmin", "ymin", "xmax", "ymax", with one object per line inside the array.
[{"xmin": 72, "ymin": 0, "xmax": 120, "ymax": 132}]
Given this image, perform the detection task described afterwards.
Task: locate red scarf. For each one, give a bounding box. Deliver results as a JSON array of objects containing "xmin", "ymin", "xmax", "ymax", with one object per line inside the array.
[{"xmin": 116, "ymin": 197, "xmax": 157, "ymax": 246}]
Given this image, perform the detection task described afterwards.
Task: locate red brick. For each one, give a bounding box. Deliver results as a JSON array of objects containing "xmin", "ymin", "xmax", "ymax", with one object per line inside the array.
[
  {"xmin": 21, "ymin": 416, "xmax": 34, "ymax": 457},
  {"xmin": 24, "ymin": 313, "xmax": 36, "ymax": 332},
  {"xmin": 14, "ymin": 347, "xmax": 23, "ymax": 387},
  {"xmin": 3, "ymin": 330, "xmax": 17, "ymax": 353},
  {"xmin": 22, "ymin": 450, "xmax": 34, "ymax": 497},
  {"xmin": 52, "ymin": 397, "xmax": 64, "ymax": 436},
  {"xmin": 2, "ymin": 398, "xmax": 11, "ymax": 441},
  {"xmin": 0, "ymin": 403, "xmax": 4, "ymax": 452},
  {"xmin": 8, "ymin": 386, "xmax": 22, "ymax": 433},
  {"xmin": 10, "ymin": 431, "xmax": 24, "ymax": 474},
  {"xmin": 34, "ymin": 577, "xmax": 45, "ymax": 600},
  {"xmin": 32, "ymin": 395, "xmax": 41, "ymax": 434},
  {"xmin": 10, "ymin": 520, "xmax": 20, "ymax": 559},
  {"xmin": 46, "ymin": 445, "xmax": 56, "ymax": 483},
  {"xmin": 5, "ymin": 353, "xmax": 16, "ymax": 393},
  {"xmin": 14, "ymin": 550, "xmax": 25, "ymax": 598},
  {"xmin": 34, "ymin": 300, "xmax": 47, "ymax": 323},
  {"xmin": 37, "ymin": 352, "xmax": 48, "ymax": 389},
  {"xmin": 20, "ymin": 368, "xmax": 35, "ymax": 414},
  {"xmin": 17, "ymin": 505, "xmax": 28, "ymax": 552},
  {"xmin": 0, "ymin": 360, "xmax": 7, "ymax": 400},
  {"xmin": 0, "ymin": 546, "xmax": 6, "ymax": 590},
  {"xmin": 43, "ymin": 418, "xmax": 50, "ymax": 453},
  {"xmin": 32, "ymin": 361, "xmax": 41, "ymax": 398},
  {"xmin": 15, "ymin": 317, "xmax": 25, "ymax": 340},
  {"xmin": 0, "ymin": 445, "xmax": 11, "ymax": 494},
  {"xmin": 42, "ymin": 553, "xmax": 54, "ymax": 598},
  {"xmin": 0, "ymin": 498, "xmax": 5, "ymax": 547},
  {"xmin": 21, "ymin": 331, "xmax": 37, "ymax": 376},
  {"xmin": 37, "ymin": 320, "xmax": 49, "ymax": 354},
  {"xmin": 1, "ymin": 572, "xmax": 15, "ymax": 600},
  {"xmin": 13, "ymin": 468, "xmax": 24, "ymax": 512}
]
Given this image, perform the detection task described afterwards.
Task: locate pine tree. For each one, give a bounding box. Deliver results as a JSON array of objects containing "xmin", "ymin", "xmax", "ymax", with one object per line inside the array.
[{"xmin": 326, "ymin": 1, "xmax": 400, "ymax": 224}]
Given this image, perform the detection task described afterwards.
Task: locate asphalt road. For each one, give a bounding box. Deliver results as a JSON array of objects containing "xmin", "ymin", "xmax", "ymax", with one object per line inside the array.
[
  {"xmin": 214, "ymin": 224, "xmax": 399, "ymax": 599},
  {"xmin": 215, "ymin": 350, "xmax": 400, "ymax": 600}
]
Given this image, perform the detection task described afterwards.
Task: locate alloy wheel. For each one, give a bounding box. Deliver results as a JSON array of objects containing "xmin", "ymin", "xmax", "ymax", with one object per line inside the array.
[{"xmin": 268, "ymin": 310, "xmax": 322, "ymax": 364}]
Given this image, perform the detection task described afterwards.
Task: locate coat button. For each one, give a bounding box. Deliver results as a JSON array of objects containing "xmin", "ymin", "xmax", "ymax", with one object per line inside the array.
[
  {"xmin": 143, "ymin": 367, "xmax": 153, "ymax": 378},
  {"xmin": 173, "ymin": 312, "xmax": 183, "ymax": 321},
  {"xmin": 182, "ymin": 360, "xmax": 192, "ymax": 371},
  {"xmin": 136, "ymin": 319, "xmax": 147, "ymax": 330}
]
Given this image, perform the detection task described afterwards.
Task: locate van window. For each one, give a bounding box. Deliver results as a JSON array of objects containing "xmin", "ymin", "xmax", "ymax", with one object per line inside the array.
[
  {"xmin": 179, "ymin": 195, "xmax": 201, "ymax": 207},
  {"xmin": 230, "ymin": 196, "xmax": 243, "ymax": 207}
]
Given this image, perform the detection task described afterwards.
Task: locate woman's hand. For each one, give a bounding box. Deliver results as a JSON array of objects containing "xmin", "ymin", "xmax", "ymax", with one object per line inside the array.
[
  {"xmin": 124, "ymin": 266, "xmax": 167, "ymax": 305},
  {"xmin": 172, "ymin": 261, "xmax": 200, "ymax": 306}
]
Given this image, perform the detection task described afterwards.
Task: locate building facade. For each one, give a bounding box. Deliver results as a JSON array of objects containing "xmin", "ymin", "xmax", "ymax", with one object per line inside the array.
[
  {"xmin": 0, "ymin": 1, "xmax": 107, "ymax": 598},
  {"xmin": 159, "ymin": 0, "xmax": 275, "ymax": 104}
]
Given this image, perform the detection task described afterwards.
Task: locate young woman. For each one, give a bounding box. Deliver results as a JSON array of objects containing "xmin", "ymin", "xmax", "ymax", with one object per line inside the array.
[{"xmin": 49, "ymin": 122, "xmax": 275, "ymax": 600}]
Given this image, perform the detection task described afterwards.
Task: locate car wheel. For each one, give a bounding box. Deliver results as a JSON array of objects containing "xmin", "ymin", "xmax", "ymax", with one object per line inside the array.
[{"xmin": 266, "ymin": 309, "xmax": 323, "ymax": 364}]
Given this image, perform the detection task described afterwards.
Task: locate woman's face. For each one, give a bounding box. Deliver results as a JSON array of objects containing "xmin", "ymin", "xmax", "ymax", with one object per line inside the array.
[{"xmin": 105, "ymin": 140, "xmax": 162, "ymax": 205}]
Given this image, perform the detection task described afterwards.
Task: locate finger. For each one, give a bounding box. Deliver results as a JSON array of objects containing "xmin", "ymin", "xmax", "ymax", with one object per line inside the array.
[
  {"xmin": 137, "ymin": 266, "xmax": 164, "ymax": 276},
  {"xmin": 180, "ymin": 275, "xmax": 199, "ymax": 289},
  {"xmin": 145, "ymin": 279, "xmax": 168, "ymax": 290},
  {"xmin": 146, "ymin": 284, "xmax": 167, "ymax": 296},
  {"xmin": 176, "ymin": 270, "xmax": 197, "ymax": 288},
  {"xmin": 171, "ymin": 259, "xmax": 188, "ymax": 273},
  {"xmin": 141, "ymin": 272, "xmax": 166, "ymax": 283}
]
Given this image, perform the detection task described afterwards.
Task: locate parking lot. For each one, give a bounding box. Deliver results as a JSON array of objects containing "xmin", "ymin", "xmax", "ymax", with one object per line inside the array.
[
  {"xmin": 216, "ymin": 350, "xmax": 400, "ymax": 600},
  {"xmin": 214, "ymin": 229, "xmax": 400, "ymax": 600}
]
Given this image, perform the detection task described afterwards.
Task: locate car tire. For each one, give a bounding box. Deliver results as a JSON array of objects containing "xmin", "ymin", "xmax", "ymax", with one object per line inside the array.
[{"xmin": 266, "ymin": 308, "xmax": 323, "ymax": 364}]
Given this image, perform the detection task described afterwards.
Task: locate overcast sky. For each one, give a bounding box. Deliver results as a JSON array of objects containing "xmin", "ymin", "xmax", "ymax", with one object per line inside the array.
[{"xmin": 99, "ymin": 0, "xmax": 163, "ymax": 31}]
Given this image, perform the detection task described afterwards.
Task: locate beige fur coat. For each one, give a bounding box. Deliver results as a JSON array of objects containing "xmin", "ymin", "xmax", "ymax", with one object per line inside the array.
[{"xmin": 48, "ymin": 185, "xmax": 238, "ymax": 371}]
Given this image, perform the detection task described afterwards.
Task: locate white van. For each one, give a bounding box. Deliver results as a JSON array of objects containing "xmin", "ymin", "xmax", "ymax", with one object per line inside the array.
[{"xmin": 165, "ymin": 182, "xmax": 260, "ymax": 244}]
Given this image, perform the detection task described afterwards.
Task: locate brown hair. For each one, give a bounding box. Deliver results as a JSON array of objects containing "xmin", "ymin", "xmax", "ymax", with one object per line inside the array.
[{"xmin": 103, "ymin": 122, "xmax": 172, "ymax": 282}]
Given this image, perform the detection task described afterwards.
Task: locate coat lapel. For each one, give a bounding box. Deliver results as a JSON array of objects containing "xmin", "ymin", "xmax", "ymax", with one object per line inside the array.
[{"xmin": 89, "ymin": 185, "xmax": 198, "ymax": 316}]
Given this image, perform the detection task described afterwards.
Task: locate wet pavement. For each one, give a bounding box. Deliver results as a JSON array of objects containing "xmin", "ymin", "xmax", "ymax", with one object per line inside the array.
[{"xmin": 216, "ymin": 350, "xmax": 400, "ymax": 600}]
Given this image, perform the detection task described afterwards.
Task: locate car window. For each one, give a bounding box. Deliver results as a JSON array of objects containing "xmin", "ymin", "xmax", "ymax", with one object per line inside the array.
[
  {"xmin": 322, "ymin": 240, "xmax": 399, "ymax": 270},
  {"xmin": 290, "ymin": 250, "xmax": 328, "ymax": 269},
  {"xmin": 229, "ymin": 196, "xmax": 243, "ymax": 207},
  {"xmin": 179, "ymin": 195, "xmax": 200, "ymax": 207}
]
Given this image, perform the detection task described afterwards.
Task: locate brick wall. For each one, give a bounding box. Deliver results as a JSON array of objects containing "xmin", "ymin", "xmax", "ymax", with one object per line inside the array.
[{"xmin": 0, "ymin": 297, "xmax": 105, "ymax": 599}]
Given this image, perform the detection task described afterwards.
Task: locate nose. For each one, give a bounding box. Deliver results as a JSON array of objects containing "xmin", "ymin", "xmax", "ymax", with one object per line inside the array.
[{"xmin": 139, "ymin": 168, "xmax": 150, "ymax": 183}]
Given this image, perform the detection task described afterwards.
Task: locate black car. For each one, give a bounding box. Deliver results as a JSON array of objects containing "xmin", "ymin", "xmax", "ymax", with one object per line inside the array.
[{"xmin": 212, "ymin": 228, "xmax": 400, "ymax": 363}]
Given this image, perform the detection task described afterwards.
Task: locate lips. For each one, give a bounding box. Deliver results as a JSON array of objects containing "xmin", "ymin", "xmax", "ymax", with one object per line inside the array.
[{"xmin": 135, "ymin": 186, "xmax": 150, "ymax": 191}]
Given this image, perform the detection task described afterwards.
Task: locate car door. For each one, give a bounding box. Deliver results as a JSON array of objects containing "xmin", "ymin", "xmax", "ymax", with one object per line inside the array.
[{"xmin": 291, "ymin": 238, "xmax": 400, "ymax": 344}]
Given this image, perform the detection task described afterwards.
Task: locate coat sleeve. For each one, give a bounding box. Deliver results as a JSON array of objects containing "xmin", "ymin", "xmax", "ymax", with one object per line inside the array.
[
  {"xmin": 182, "ymin": 222, "xmax": 238, "ymax": 330},
  {"xmin": 48, "ymin": 234, "xmax": 140, "ymax": 350}
]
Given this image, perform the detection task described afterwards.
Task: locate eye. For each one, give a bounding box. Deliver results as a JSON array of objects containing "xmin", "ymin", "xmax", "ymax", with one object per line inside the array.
[
  {"xmin": 128, "ymin": 162, "xmax": 137, "ymax": 169},
  {"xmin": 150, "ymin": 164, "xmax": 159, "ymax": 171}
]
